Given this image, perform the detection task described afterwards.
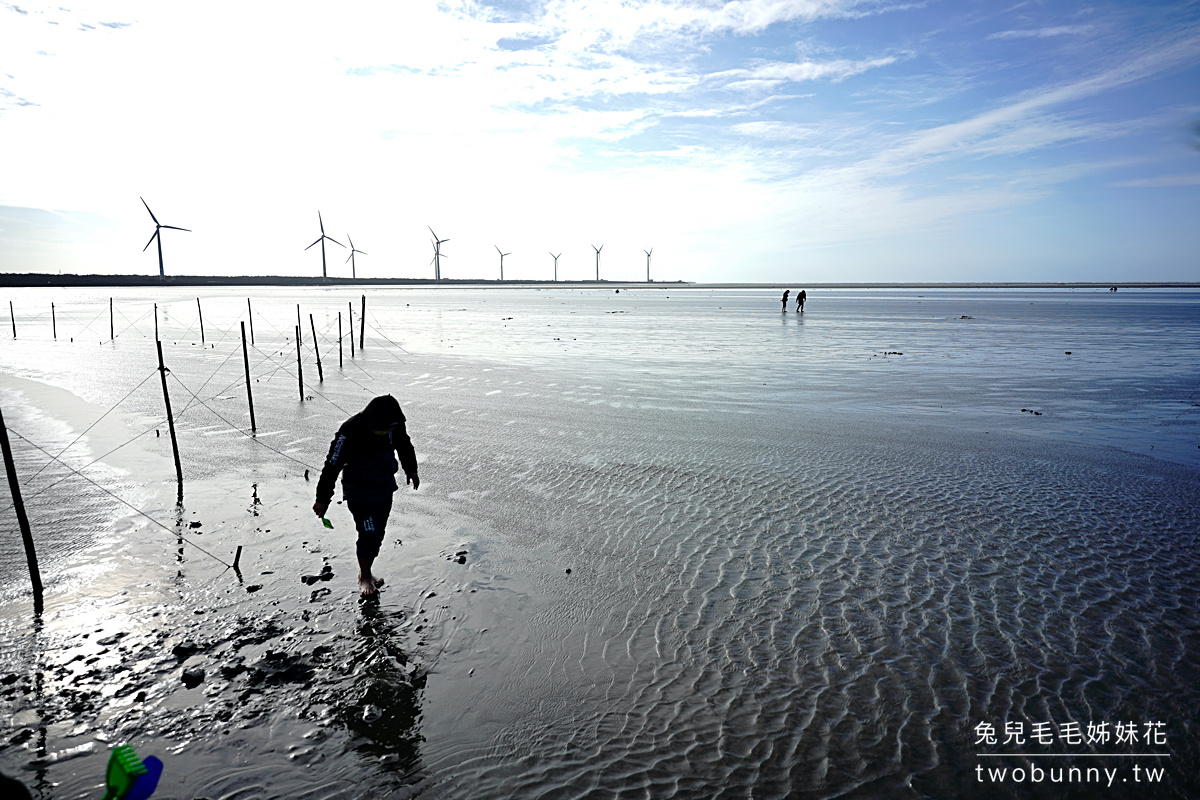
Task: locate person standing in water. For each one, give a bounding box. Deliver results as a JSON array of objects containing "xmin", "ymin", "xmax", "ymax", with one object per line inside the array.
[
  {"xmin": 313, "ymin": 395, "xmax": 420, "ymax": 596},
  {"xmin": 796, "ymin": 289, "xmax": 807, "ymax": 313},
  {"xmin": 781, "ymin": 289, "xmax": 790, "ymax": 311}
]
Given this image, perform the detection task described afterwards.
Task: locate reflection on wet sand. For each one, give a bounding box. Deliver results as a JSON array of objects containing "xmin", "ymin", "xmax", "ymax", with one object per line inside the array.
[{"xmin": 344, "ymin": 600, "xmax": 426, "ymax": 775}]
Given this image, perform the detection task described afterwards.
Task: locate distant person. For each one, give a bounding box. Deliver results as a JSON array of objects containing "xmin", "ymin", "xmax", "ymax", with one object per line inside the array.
[
  {"xmin": 796, "ymin": 289, "xmax": 807, "ymax": 313},
  {"xmin": 781, "ymin": 289, "xmax": 790, "ymax": 311},
  {"xmin": 313, "ymin": 395, "xmax": 420, "ymax": 597}
]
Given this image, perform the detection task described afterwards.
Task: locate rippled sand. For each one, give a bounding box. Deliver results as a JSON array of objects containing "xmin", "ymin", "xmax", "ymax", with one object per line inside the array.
[{"xmin": 1, "ymin": 287, "xmax": 1198, "ymax": 799}]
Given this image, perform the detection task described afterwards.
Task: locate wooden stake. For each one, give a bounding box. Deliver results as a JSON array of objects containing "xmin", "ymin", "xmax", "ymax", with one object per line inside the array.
[
  {"xmin": 197, "ymin": 298, "xmax": 205, "ymax": 345},
  {"xmin": 338, "ymin": 312, "xmax": 343, "ymax": 368},
  {"xmin": 156, "ymin": 340, "xmax": 184, "ymax": 499},
  {"xmin": 51, "ymin": 303, "xmax": 56, "ymax": 341},
  {"xmin": 0, "ymin": 405, "xmax": 43, "ymax": 615},
  {"xmin": 359, "ymin": 294, "xmax": 366, "ymax": 350},
  {"xmin": 9, "ymin": 300, "xmax": 15, "ymax": 338},
  {"xmin": 297, "ymin": 304, "xmax": 303, "ymax": 345},
  {"xmin": 241, "ymin": 321, "xmax": 256, "ymax": 433},
  {"xmin": 348, "ymin": 302, "xmax": 355, "ymax": 358},
  {"xmin": 109, "ymin": 297, "xmax": 114, "ymax": 342},
  {"xmin": 296, "ymin": 325, "xmax": 304, "ymax": 402},
  {"xmin": 247, "ymin": 298, "xmax": 255, "ymax": 346},
  {"xmin": 154, "ymin": 303, "xmax": 159, "ymax": 342},
  {"xmin": 309, "ymin": 314, "xmax": 323, "ymax": 382}
]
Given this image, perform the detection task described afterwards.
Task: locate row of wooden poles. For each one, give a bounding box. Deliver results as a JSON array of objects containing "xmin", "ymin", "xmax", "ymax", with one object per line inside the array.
[
  {"xmin": 2, "ymin": 294, "xmax": 372, "ymax": 614},
  {"xmin": 8, "ymin": 294, "xmax": 368, "ymax": 350}
]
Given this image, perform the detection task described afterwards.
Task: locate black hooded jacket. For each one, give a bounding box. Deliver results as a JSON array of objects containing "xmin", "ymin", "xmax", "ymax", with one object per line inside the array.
[{"xmin": 315, "ymin": 395, "xmax": 418, "ymax": 505}]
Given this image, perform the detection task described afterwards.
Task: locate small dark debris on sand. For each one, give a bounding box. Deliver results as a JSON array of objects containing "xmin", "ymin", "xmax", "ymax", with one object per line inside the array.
[
  {"xmin": 301, "ymin": 565, "xmax": 334, "ymax": 585},
  {"xmin": 172, "ymin": 642, "xmax": 203, "ymax": 661},
  {"xmin": 1020, "ymin": 408, "xmax": 1043, "ymax": 416},
  {"xmin": 181, "ymin": 667, "xmax": 206, "ymax": 689}
]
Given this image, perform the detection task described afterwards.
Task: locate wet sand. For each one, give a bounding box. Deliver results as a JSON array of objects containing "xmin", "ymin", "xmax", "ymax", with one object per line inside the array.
[{"xmin": 1, "ymin": 286, "xmax": 1198, "ymax": 799}]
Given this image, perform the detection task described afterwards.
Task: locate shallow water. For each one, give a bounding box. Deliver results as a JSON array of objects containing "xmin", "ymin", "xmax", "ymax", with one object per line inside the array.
[{"xmin": 1, "ymin": 286, "xmax": 1198, "ymax": 799}]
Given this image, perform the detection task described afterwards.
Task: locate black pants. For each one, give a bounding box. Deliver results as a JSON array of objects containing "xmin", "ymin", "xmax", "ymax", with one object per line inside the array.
[{"xmin": 347, "ymin": 497, "xmax": 393, "ymax": 561}]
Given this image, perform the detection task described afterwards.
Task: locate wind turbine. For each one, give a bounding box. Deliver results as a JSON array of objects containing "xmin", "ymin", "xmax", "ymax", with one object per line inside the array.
[
  {"xmin": 592, "ymin": 244, "xmax": 603, "ymax": 281},
  {"xmin": 140, "ymin": 197, "xmax": 190, "ymax": 279},
  {"xmin": 644, "ymin": 247, "xmax": 653, "ymax": 282},
  {"xmin": 495, "ymin": 245, "xmax": 510, "ymax": 280},
  {"xmin": 549, "ymin": 252, "xmax": 561, "ymax": 282},
  {"xmin": 304, "ymin": 211, "xmax": 345, "ymax": 279},
  {"xmin": 345, "ymin": 234, "xmax": 367, "ymax": 279},
  {"xmin": 429, "ymin": 226, "xmax": 448, "ymax": 280}
]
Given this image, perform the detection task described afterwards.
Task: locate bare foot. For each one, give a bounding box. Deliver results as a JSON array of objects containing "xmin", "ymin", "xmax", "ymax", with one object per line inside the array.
[{"xmin": 359, "ymin": 574, "xmax": 379, "ymax": 596}]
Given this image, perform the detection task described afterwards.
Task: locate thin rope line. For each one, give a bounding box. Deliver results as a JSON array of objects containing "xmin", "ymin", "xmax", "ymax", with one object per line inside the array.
[
  {"xmin": 16, "ymin": 424, "xmax": 161, "ymax": 504},
  {"xmin": 247, "ymin": 343, "xmax": 354, "ymax": 416},
  {"xmin": 174, "ymin": 342, "xmax": 242, "ymax": 417},
  {"xmin": 8, "ymin": 429, "xmax": 232, "ymax": 568},
  {"xmin": 251, "ymin": 307, "xmax": 294, "ymax": 342},
  {"xmin": 73, "ymin": 307, "xmax": 108, "ymax": 339},
  {"xmin": 19, "ymin": 369, "xmax": 160, "ymax": 483},
  {"xmin": 366, "ymin": 309, "xmax": 411, "ymax": 362},
  {"xmin": 167, "ymin": 371, "xmax": 323, "ymax": 472},
  {"xmin": 114, "ymin": 307, "xmax": 152, "ymax": 340}
]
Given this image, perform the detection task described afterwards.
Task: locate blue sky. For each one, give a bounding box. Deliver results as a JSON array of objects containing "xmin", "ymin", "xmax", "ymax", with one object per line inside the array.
[{"xmin": 1, "ymin": 0, "xmax": 1198, "ymax": 282}]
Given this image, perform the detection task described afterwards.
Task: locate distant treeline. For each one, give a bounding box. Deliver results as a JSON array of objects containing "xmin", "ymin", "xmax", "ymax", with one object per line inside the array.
[
  {"xmin": 0, "ymin": 274, "xmax": 1194, "ymax": 289},
  {"xmin": 0, "ymin": 274, "xmax": 689, "ymax": 288}
]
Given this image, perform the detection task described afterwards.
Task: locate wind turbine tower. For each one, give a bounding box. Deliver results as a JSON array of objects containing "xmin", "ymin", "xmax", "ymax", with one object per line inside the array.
[
  {"xmin": 495, "ymin": 246, "xmax": 511, "ymax": 281},
  {"xmin": 140, "ymin": 197, "xmax": 190, "ymax": 279},
  {"xmin": 644, "ymin": 247, "xmax": 653, "ymax": 282},
  {"xmin": 592, "ymin": 244, "xmax": 604, "ymax": 281},
  {"xmin": 549, "ymin": 252, "xmax": 561, "ymax": 282},
  {"xmin": 304, "ymin": 211, "xmax": 345, "ymax": 279},
  {"xmin": 346, "ymin": 234, "xmax": 367, "ymax": 279},
  {"xmin": 429, "ymin": 226, "xmax": 449, "ymax": 280}
]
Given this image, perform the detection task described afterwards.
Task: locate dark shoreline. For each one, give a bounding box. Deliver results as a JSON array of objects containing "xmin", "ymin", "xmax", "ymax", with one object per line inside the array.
[{"xmin": 0, "ymin": 273, "xmax": 1196, "ymax": 289}]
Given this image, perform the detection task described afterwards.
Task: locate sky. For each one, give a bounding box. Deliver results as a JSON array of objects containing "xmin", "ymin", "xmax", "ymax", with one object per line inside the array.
[{"xmin": 1, "ymin": 0, "xmax": 1198, "ymax": 283}]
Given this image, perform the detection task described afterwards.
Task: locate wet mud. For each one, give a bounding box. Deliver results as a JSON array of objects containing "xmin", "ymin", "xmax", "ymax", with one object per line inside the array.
[{"xmin": 2, "ymin": 287, "xmax": 1199, "ymax": 799}]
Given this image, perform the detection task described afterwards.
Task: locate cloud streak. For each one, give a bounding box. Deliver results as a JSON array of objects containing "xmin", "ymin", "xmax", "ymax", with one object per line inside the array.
[
  {"xmin": 1112, "ymin": 173, "xmax": 1200, "ymax": 188},
  {"xmin": 711, "ymin": 56, "xmax": 899, "ymax": 91},
  {"xmin": 988, "ymin": 25, "xmax": 1093, "ymax": 40}
]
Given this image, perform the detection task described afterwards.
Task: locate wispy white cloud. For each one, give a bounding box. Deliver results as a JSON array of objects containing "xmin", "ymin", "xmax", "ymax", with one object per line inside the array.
[
  {"xmin": 730, "ymin": 120, "xmax": 821, "ymax": 139},
  {"xmin": 854, "ymin": 26, "xmax": 1200, "ymax": 174},
  {"xmin": 712, "ymin": 56, "xmax": 898, "ymax": 91},
  {"xmin": 988, "ymin": 25, "xmax": 1094, "ymax": 40},
  {"xmin": 661, "ymin": 94, "xmax": 804, "ymax": 118},
  {"xmin": 1111, "ymin": 173, "xmax": 1200, "ymax": 187},
  {"xmin": 528, "ymin": 0, "xmax": 876, "ymax": 44}
]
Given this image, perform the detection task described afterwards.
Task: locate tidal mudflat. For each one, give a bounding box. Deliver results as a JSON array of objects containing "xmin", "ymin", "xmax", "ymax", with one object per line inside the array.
[{"xmin": 2, "ymin": 286, "xmax": 1198, "ymax": 799}]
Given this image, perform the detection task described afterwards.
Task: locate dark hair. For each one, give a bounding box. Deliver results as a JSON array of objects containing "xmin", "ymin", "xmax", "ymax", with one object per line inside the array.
[
  {"xmin": 0, "ymin": 773, "xmax": 33, "ymax": 800},
  {"xmin": 363, "ymin": 395, "xmax": 403, "ymax": 428}
]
